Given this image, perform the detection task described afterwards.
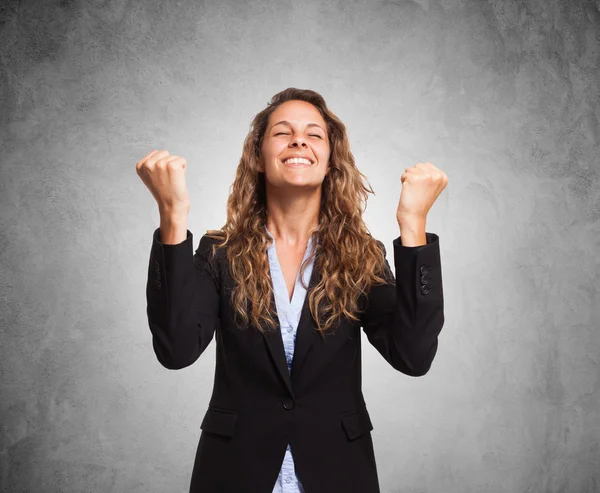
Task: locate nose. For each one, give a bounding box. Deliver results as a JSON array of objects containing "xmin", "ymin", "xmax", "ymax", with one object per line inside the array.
[{"xmin": 290, "ymin": 136, "xmax": 307, "ymax": 148}]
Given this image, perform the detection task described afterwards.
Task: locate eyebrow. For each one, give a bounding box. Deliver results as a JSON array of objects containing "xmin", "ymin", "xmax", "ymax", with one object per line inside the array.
[{"xmin": 270, "ymin": 120, "xmax": 326, "ymax": 132}]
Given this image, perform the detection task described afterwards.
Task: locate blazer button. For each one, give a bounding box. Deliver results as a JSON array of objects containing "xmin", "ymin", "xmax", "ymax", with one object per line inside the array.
[
  {"xmin": 420, "ymin": 265, "xmax": 429, "ymax": 275},
  {"xmin": 420, "ymin": 275, "xmax": 430, "ymax": 285},
  {"xmin": 421, "ymin": 285, "xmax": 430, "ymax": 295},
  {"xmin": 282, "ymin": 399, "xmax": 295, "ymax": 410},
  {"xmin": 155, "ymin": 280, "xmax": 162, "ymax": 290}
]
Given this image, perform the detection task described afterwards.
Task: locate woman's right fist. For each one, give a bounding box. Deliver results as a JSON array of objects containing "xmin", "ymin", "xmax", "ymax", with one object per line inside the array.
[{"xmin": 136, "ymin": 150, "xmax": 190, "ymax": 215}]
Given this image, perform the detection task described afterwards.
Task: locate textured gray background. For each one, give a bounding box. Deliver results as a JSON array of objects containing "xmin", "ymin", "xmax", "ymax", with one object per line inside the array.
[{"xmin": 1, "ymin": 0, "xmax": 599, "ymax": 491}]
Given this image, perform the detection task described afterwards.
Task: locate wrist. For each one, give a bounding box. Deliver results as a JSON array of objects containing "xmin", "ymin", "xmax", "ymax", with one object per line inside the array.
[
  {"xmin": 159, "ymin": 204, "xmax": 189, "ymax": 222},
  {"xmin": 397, "ymin": 216, "xmax": 427, "ymax": 247}
]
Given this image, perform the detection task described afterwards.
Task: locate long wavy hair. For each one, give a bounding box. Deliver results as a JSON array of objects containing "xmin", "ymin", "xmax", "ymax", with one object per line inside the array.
[{"xmin": 205, "ymin": 87, "xmax": 392, "ymax": 336}]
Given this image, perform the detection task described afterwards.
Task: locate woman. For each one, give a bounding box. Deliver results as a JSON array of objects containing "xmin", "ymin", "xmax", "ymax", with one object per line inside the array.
[{"xmin": 136, "ymin": 87, "xmax": 447, "ymax": 493}]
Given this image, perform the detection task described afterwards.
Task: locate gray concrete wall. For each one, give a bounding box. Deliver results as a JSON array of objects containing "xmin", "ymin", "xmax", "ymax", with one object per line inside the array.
[{"xmin": 1, "ymin": 0, "xmax": 599, "ymax": 491}]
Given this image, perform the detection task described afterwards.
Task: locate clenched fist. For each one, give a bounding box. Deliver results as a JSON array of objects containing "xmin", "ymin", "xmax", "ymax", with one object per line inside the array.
[
  {"xmin": 136, "ymin": 150, "xmax": 190, "ymax": 216},
  {"xmin": 397, "ymin": 162, "xmax": 448, "ymax": 223}
]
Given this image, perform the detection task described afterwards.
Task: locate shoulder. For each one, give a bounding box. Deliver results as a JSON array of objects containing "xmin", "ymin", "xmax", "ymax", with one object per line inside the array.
[
  {"xmin": 371, "ymin": 238, "xmax": 388, "ymax": 261},
  {"xmin": 197, "ymin": 233, "xmax": 226, "ymax": 258}
]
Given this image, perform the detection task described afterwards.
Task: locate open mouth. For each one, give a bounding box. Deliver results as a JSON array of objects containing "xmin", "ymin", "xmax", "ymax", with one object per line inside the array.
[{"xmin": 281, "ymin": 158, "xmax": 313, "ymax": 168}]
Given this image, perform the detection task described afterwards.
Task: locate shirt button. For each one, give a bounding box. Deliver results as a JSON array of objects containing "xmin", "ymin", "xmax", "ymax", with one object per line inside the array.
[
  {"xmin": 287, "ymin": 326, "xmax": 293, "ymax": 333},
  {"xmin": 285, "ymin": 477, "xmax": 292, "ymax": 483}
]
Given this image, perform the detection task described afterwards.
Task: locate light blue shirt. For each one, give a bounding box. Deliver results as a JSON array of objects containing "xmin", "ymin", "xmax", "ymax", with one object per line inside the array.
[{"xmin": 266, "ymin": 225, "xmax": 316, "ymax": 493}]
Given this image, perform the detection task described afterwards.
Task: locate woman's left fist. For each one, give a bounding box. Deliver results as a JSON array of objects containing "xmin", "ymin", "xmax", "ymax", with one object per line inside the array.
[{"xmin": 396, "ymin": 162, "xmax": 448, "ymax": 222}]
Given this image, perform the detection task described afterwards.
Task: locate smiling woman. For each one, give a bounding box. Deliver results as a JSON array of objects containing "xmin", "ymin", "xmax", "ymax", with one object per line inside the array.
[
  {"xmin": 257, "ymin": 100, "xmax": 331, "ymax": 185},
  {"xmin": 139, "ymin": 87, "xmax": 446, "ymax": 493}
]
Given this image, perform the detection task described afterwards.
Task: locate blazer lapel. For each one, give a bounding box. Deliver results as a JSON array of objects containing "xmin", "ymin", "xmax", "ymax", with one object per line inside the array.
[
  {"xmin": 263, "ymin": 319, "xmax": 294, "ymax": 397},
  {"xmin": 262, "ymin": 254, "xmax": 321, "ymax": 397},
  {"xmin": 290, "ymin": 263, "xmax": 321, "ymax": 385}
]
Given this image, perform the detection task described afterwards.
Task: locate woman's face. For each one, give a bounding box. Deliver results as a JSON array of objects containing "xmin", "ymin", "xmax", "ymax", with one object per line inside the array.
[{"xmin": 258, "ymin": 100, "xmax": 331, "ymax": 189}]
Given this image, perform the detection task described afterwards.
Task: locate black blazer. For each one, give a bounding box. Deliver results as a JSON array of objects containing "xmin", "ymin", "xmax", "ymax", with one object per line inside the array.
[{"xmin": 145, "ymin": 227, "xmax": 444, "ymax": 493}]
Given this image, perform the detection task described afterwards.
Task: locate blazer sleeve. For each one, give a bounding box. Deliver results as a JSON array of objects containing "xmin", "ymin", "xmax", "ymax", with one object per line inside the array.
[
  {"xmin": 145, "ymin": 228, "xmax": 220, "ymax": 370},
  {"xmin": 361, "ymin": 232, "xmax": 444, "ymax": 377}
]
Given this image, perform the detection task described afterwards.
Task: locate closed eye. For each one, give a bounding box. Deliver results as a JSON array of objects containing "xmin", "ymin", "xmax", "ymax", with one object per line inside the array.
[{"xmin": 275, "ymin": 132, "xmax": 322, "ymax": 138}]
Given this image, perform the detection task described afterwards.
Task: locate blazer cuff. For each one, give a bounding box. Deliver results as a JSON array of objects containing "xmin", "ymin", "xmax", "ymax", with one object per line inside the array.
[
  {"xmin": 153, "ymin": 227, "xmax": 193, "ymax": 247},
  {"xmin": 152, "ymin": 228, "xmax": 195, "ymax": 279},
  {"xmin": 392, "ymin": 232, "xmax": 442, "ymax": 301}
]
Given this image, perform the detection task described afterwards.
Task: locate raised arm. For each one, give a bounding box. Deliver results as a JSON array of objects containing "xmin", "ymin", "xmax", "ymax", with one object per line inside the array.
[
  {"xmin": 136, "ymin": 149, "xmax": 220, "ymax": 369},
  {"xmin": 362, "ymin": 160, "xmax": 448, "ymax": 375}
]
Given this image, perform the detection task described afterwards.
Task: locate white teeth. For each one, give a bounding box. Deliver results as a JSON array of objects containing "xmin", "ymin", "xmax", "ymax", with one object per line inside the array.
[{"xmin": 284, "ymin": 158, "xmax": 312, "ymax": 165}]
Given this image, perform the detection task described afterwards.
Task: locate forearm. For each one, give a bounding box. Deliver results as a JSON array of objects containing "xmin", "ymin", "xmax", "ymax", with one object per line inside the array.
[
  {"xmin": 146, "ymin": 229, "xmax": 219, "ymax": 369},
  {"xmin": 362, "ymin": 232, "xmax": 444, "ymax": 376}
]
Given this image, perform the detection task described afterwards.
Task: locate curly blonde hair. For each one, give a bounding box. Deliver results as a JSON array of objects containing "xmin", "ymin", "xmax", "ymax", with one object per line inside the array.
[{"xmin": 205, "ymin": 87, "xmax": 392, "ymax": 336}]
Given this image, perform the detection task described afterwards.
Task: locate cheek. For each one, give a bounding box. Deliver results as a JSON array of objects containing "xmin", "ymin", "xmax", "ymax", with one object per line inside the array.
[
  {"xmin": 319, "ymin": 150, "xmax": 331, "ymax": 165},
  {"xmin": 267, "ymin": 144, "xmax": 286, "ymax": 161}
]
